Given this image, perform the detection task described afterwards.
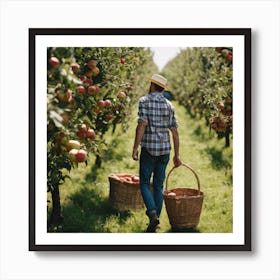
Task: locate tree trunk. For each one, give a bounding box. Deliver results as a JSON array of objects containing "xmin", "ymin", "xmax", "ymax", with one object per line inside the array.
[
  {"xmin": 95, "ymin": 154, "xmax": 102, "ymax": 168},
  {"xmin": 50, "ymin": 184, "xmax": 63, "ymax": 225},
  {"xmin": 225, "ymin": 130, "xmax": 230, "ymax": 147}
]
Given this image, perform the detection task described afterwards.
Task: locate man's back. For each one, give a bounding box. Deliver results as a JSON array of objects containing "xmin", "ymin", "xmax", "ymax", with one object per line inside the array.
[{"xmin": 138, "ymin": 92, "xmax": 178, "ymax": 156}]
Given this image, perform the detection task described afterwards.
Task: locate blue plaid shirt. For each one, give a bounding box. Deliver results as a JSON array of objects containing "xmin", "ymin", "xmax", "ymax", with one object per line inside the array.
[{"xmin": 138, "ymin": 92, "xmax": 178, "ymax": 156}]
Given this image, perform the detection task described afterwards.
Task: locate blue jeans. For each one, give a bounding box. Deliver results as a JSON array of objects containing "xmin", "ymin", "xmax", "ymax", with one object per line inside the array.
[{"xmin": 140, "ymin": 148, "xmax": 170, "ymax": 217}]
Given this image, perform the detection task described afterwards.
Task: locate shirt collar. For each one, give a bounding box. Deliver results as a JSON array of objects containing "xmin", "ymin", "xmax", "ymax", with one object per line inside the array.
[{"xmin": 149, "ymin": 91, "xmax": 162, "ymax": 95}]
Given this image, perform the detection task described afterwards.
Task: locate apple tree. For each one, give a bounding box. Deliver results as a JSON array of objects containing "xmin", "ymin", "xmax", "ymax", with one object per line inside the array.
[
  {"xmin": 47, "ymin": 47, "xmax": 155, "ymax": 225},
  {"xmin": 162, "ymin": 47, "xmax": 233, "ymax": 147}
]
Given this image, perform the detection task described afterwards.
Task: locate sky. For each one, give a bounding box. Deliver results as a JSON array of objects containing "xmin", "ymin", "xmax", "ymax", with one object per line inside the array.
[{"xmin": 150, "ymin": 47, "xmax": 182, "ymax": 71}]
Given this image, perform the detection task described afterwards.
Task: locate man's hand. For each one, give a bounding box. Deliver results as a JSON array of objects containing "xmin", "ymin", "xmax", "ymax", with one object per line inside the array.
[
  {"xmin": 173, "ymin": 155, "xmax": 182, "ymax": 167},
  {"xmin": 132, "ymin": 147, "xmax": 139, "ymax": 161}
]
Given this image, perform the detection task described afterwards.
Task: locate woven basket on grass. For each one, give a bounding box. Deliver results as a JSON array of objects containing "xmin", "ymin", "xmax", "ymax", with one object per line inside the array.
[
  {"xmin": 108, "ymin": 174, "xmax": 145, "ymax": 211},
  {"xmin": 163, "ymin": 163, "xmax": 204, "ymax": 229}
]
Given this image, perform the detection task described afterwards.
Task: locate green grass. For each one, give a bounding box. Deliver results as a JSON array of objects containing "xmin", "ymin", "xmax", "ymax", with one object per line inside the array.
[{"xmin": 48, "ymin": 101, "xmax": 232, "ymax": 233}]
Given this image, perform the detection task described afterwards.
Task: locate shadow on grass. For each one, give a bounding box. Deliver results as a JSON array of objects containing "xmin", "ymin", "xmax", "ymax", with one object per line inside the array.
[
  {"xmin": 206, "ymin": 147, "xmax": 231, "ymax": 170},
  {"xmin": 50, "ymin": 187, "xmax": 132, "ymax": 233},
  {"xmin": 85, "ymin": 138, "xmax": 125, "ymax": 182},
  {"xmin": 49, "ymin": 137, "xmax": 139, "ymax": 233},
  {"xmin": 193, "ymin": 124, "xmax": 211, "ymax": 141},
  {"xmin": 102, "ymin": 138, "xmax": 125, "ymax": 162}
]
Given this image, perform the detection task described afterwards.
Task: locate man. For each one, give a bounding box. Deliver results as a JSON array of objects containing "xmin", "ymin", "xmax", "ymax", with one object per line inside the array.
[{"xmin": 132, "ymin": 74, "xmax": 182, "ymax": 232}]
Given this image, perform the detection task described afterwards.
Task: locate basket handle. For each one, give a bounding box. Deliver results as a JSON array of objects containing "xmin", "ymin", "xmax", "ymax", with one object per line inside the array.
[{"xmin": 165, "ymin": 162, "xmax": 201, "ymax": 192}]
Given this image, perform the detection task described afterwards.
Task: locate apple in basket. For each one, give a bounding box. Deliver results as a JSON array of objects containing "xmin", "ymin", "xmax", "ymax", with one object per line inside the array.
[
  {"xmin": 167, "ymin": 192, "xmax": 176, "ymax": 196},
  {"xmin": 131, "ymin": 175, "xmax": 139, "ymax": 183},
  {"xmin": 123, "ymin": 177, "xmax": 132, "ymax": 183}
]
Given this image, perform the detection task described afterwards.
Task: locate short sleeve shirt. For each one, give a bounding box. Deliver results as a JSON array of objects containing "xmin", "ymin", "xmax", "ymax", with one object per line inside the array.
[{"xmin": 137, "ymin": 92, "xmax": 178, "ymax": 156}]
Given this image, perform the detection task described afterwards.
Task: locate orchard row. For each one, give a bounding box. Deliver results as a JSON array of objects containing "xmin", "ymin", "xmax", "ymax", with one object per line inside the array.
[
  {"xmin": 47, "ymin": 47, "xmax": 157, "ymax": 224},
  {"xmin": 162, "ymin": 47, "xmax": 233, "ymax": 147}
]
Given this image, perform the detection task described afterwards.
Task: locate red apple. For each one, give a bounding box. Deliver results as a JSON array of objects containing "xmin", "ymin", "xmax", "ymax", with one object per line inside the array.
[
  {"xmin": 215, "ymin": 47, "xmax": 223, "ymax": 53},
  {"xmin": 77, "ymin": 130, "xmax": 87, "ymax": 138},
  {"xmin": 77, "ymin": 124, "xmax": 88, "ymax": 138},
  {"xmin": 123, "ymin": 177, "xmax": 132, "ymax": 183},
  {"xmin": 104, "ymin": 99, "xmax": 111, "ymax": 107},
  {"xmin": 88, "ymin": 60, "xmax": 97, "ymax": 69},
  {"xmin": 71, "ymin": 62, "xmax": 80, "ymax": 73},
  {"xmin": 120, "ymin": 58, "xmax": 126, "ymax": 64},
  {"xmin": 91, "ymin": 67, "xmax": 100, "ymax": 77},
  {"xmin": 131, "ymin": 175, "xmax": 139, "ymax": 182},
  {"xmin": 87, "ymin": 128, "xmax": 96, "ymax": 140},
  {"xmin": 88, "ymin": 85, "xmax": 100, "ymax": 95},
  {"xmin": 49, "ymin": 57, "xmax": 60, "ymax": 67},
  {"xmin": 75, "ymin": 149, "xmax": 87, "ymax": 162},
  {"xmin": 77, "ymin": 85, "xmax": 86, "ymax": 95},
  {"xmin": 98, "ymin": 100, "xmax": 105, "ymax": 107},
  {"xmin": 226, "ymin": 52, "xmax": 232, "ymax": 62}
]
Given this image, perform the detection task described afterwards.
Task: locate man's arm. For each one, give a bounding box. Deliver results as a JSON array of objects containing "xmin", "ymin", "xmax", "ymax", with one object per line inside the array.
[
  {"xmin": 171, "ymin": 128, "xmax": 182, "ymax": 167},
  {"xmin": 132, "ymin": 121, "xmax": 147, "ymax": 161}
]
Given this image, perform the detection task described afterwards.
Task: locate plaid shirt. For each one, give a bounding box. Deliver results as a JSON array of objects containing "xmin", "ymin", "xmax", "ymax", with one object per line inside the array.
[{"xmin": 137, "ymin": 92, "xmax": 178, "ymax": 156}]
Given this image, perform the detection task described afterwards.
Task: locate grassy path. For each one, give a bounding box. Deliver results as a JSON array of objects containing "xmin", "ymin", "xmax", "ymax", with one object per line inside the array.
[{"xmin": 48, "ymin": 101, "xmax": 233, "ymax": 233}]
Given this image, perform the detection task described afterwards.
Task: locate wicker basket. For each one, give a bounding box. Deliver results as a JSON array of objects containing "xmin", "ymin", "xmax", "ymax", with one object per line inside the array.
[
  {"xmin": 108, "ymin": 174, "xmax": 145, "ymax": 211},
  {"xmin": 163, "ymin": 163, "xmax": 204, "ymax": 229}
]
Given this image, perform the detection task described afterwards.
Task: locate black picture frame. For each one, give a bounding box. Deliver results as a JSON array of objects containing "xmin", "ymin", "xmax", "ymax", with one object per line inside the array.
[{"xmin": 29, "ymin": 28, "xmax": 251, "ymax": 251}]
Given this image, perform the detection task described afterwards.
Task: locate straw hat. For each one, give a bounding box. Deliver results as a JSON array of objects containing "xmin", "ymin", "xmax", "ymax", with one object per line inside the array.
[{"xmin": 148, "ymin": 74, "xmax": 169, "ymax": 90}]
